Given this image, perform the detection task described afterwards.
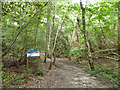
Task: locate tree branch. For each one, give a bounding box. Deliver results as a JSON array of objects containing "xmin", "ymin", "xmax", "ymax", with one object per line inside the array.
[
  {"xmin": 52, "ymin": 4, "xmax": 71, "ymax": 54},
  {"xmin": 80, "ymin": 1, "xmax": 83, "ymax": 10},
  {"xmin": 2, "ymin": 2, "xmax": 48, "ymax": 57},
  {"xmin": 93, "ymin": 55, "xmax": 119, "ymax": 61},
  {"xmin": 92, "ymin": 48, "xmax": 117, "ymax": 55}
]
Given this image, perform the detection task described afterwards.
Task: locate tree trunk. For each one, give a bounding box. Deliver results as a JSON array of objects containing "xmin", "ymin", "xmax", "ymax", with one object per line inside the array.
[
  {"xmin": 52, "ymin": 3, "xmax": 56, "ymax": 65},
  {"xmin": 118, "ymin": 1, "xmax": 120, "ymax": 88},
  {"xmin": 76, "ymin": 29, "xmax": 82, "ymax": 56},
  {"xmin": 35, "ymin": 24, "xmax": 38, "ymax": 48},
  {"xmin": 69, "ymin": 15, "xmax": 78, "ymax": 60},
  {"xmin": 45, "ymin": 2, "xmax": 53, "ymax": 70},
  {"xmin": 0, "ymin": 1, "xmax": 2, "ymax": 88},
  {"xmin": 53, "ymin": 53, "xmax": 56, "ymax": 65},
  {"xmin": 80, "ymin": 1, "xmax": 94, "ymax": 71},
  {"xmin": 44, "ymin": 52, "xmax": 47, "ymax": 63},
  {"xmin": 44, "ymin": 2, "xmax": 52, "ymax": 63},
  {"xmin": 52, "ymin": 4, "xmax": 71, "ymax": 54}
]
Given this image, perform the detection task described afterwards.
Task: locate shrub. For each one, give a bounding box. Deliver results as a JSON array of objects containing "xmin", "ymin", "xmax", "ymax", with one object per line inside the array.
[{"xmin": 71, "ymin": 47, "xmax": 80, "ymax": 57}]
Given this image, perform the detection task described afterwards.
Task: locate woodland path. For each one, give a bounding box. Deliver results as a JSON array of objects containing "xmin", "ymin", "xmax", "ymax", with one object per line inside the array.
[{"xmin": 27, "ymin": 57, "xmax": 110, "ymax": 88}]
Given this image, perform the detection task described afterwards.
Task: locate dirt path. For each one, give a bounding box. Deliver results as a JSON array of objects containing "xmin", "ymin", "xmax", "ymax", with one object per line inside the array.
[{"xmin": 27, "ymin": 58, "xmax": 110, "ymax": 88}]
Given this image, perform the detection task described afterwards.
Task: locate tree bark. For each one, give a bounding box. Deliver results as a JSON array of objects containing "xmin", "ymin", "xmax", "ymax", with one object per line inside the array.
[
  {"xmin": 118, "ymin": 1, "xmax": 120, "ymax": 88},
  {"xmin": 44, "ymin": 2, "xmax": 51, "ymax": 63},
  {"xmin": 44, "ymin": 2, "xmax": 53, "ymax": 70},
  {"xmin": 0, "ymin": 1, "xmax": 2, "ymax": 88},
  {"xmin": 52, "ymin": 4, "xmax": 71, "ymax": 55},
  {"xmin": 69, "ymin": 15, "xmax": 78, "ymax": 60},
  {"xmin": 80, "ymin": 1, "xmax": 94, "ymax": 71},
  {"xmin": 35, "ymin": 24, "xmax": 38, "ymax": 48},
  {"xmin": 76, "ymin": 29, "xmax": 82, "ymax": 56},
  {"xmin": 52, "ymin": 3, "xmax": 56, "ymax": 65}
]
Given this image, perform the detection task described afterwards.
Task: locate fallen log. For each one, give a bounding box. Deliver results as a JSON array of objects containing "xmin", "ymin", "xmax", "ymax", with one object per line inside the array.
[
  {"xmin": 93, "ymin": 55, "xmax": 119, "ymax": 61},
  {"xmin": 92, "ymin": 49, "xmax": 117, "ymax": 55}
]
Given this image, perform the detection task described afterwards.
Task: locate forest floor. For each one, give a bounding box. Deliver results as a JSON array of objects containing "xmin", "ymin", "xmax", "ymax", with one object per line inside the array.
[{"xmin": 26, "ymin": 54, "xmax": 112, "ymax": 88}]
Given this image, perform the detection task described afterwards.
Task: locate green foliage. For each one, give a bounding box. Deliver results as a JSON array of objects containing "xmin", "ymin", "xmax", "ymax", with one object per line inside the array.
[
  {"xmin": 36, "ymin": 68, "xmax": 44, "ymax": 76},
  {"xmin": 2, "ymin": 1, "xmax": 118, "ymax": 57},
  {"xmin": 79, "ymin": 58, "xmax": 118, "ymax": 87},
  {"xmin": 55, "ymin": 32, "xmax": 70, "ymax": 57},
  {"xmin": 2, "ymin": 64, "xmax": 44, "ymax": 88},
  {"xmin": 71, "ymin": 47, "xmax": 86, "ymax": 57},
  {"xmin": 1, "ymin": 1, "xmax": 118, "ymax": 88},
  {"xmin": 89, "ymin": 64, "xmax": 118, "ymax": 85},
  {"xmin": 71, "ymin": 47, "xmax": 80, "ymax": 57}
]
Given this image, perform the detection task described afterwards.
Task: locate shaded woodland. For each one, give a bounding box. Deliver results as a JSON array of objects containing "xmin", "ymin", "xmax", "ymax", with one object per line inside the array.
[{"xmin": 1, "ymin": 1, "xmax": 119, "ymax": 88}]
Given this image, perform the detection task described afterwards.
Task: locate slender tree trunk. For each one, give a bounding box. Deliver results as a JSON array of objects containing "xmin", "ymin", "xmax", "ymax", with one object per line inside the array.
[
  {"xmin": 75, "ymin": 29, "xmax": 82, "ymax": 56},
  {"xmin": 52, "ymin": 4, "xmax": 71, "ymax": 54},
  {"xmin": 51, "ymin": 4, "xmax": 71, "ymax": 65},
  {"xmin": 51, "ymin": 3, "xmax": 55, "ymax": 51},
  {"xmin": 24, "ymin": 28, "xmax": 27, "ymax": 62},
  {"xmin": 53, "ymin": 55, "xmax": 56, "ymax": 65},
  {"xmin": 0, "ymin": 2, "xmax": 2, "ymax": 88},
  {"xmin": 49, "ymin": 24, "xmax": 52, "ymax": 70},
  {"xmin": 44, "ymin": 52, "xmax": 47, "ymax": 63},
  {"xmin": 80, "ymin": 1, "xmax": 94, "ymax": 71},
  {"xmin": 118, "ymin": 1, "xmax": 120, "ymax": 88},
  {"xmin": 44, "ymin": 2, "xmax": 51, "ymax": 63},
  {"xmin": 76, "ymin": 17, "xmax": 83, "ymax": 57},
  {"xmin": 44, "ymin": 21, "xmax": 48, "ymax": 63},
  {"xmin": 12, "ymin": 24, "xmax": 15, "ymax": 61},
  {"xmin": 35, "ymin": 24, "xmax": 38, "ymax": 48},
  {"xmin": 45, "ymin": 2, "xmax": 53, "ymax": 70},
  {"xmin": 69, "ymin": 15, "xmax": 78, "ymax": 60},
  {"xmin": 52, "ymin": 3, "xmax": 56, "ymax": 65}
]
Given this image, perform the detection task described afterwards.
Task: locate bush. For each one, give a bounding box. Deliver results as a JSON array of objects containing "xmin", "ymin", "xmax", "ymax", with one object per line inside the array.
[
  {"xmin": 71, "ymin": 47, "xmax": 86, "ymax": 57},
  {"xmin": 36, "ymin": 68, "xmax": 44, "ymax": 76},
  {"xmin": 2, "ymin": 64, "xmax": 35, "ymax": 88},
  {"xmin": 71, "ymin": 47, "xmax": 80, "ymax": 57},
  {"xmin": 55, "ymin": 32, "xmax": 70, "ymax": 57}
]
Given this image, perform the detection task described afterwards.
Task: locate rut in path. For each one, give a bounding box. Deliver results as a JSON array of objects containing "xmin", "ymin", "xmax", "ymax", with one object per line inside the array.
[{"xmin": 27, "ymin": 58, "xmax": 110, "ymax": 88}]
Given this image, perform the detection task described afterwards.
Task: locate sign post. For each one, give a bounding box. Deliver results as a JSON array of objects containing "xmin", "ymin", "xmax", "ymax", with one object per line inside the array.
[
  {"xmin": 27, "ymin": 49, "xmax": 40, "ymax": 68},
  {"xmin": 27, "ymin": 49, "xmax": 40, "ymax": 57},
  {"xmin": 27, "ymin": 59, "xmax": 29, "ymax": 68}
]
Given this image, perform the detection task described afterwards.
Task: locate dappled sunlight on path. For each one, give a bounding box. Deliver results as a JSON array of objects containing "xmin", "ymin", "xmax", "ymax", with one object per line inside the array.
[{"xmin": 27, "ymin": 56, "xmax": 110, "ymax": 88}]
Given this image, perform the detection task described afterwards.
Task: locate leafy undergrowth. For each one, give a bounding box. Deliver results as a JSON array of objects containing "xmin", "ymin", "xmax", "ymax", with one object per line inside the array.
[
  {"xmin": 78, "ymin": 58, "xmax": 118, "ymax": 88},
  {"xmin": 2, "ymin": 59, "xmax": 44, "ymax": 88}
]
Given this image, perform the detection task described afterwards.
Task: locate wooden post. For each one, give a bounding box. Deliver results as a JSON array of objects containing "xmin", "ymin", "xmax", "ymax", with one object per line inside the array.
[
  {"xmin": 38, "ymin": 50, "xmax": 41, "ymax": 69},
  {"xmin": 38, "ymin": 57, "xmax": 41, "ymax": 70},
  {"xmin": 27, "ymin": 58, "xmax": 29, "ymax": 68}
]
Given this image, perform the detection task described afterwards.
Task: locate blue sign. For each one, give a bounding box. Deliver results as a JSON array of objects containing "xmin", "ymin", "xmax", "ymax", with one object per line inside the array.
[
  {"xmin": 27, "ymin": 49, "xmax": 40, "ymax": 53},
  {"xmin": 27, "ymin": 49, "xmax": 40, "ymax": 57}
]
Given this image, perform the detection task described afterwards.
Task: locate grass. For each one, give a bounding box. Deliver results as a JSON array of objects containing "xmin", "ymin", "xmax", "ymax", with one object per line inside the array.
[{"xmin": 79, "ymin": 58, "xmax": 118, "ymax": 88}]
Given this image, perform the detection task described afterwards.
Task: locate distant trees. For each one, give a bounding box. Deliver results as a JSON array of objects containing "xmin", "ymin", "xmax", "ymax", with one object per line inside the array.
[
  {"xmin": 1, "ymin": 1, "xmax": 118, "ymax": 71},
  {"xmin": 2, "ymin": 2, "xmax": 48, "ymax": 58}
]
